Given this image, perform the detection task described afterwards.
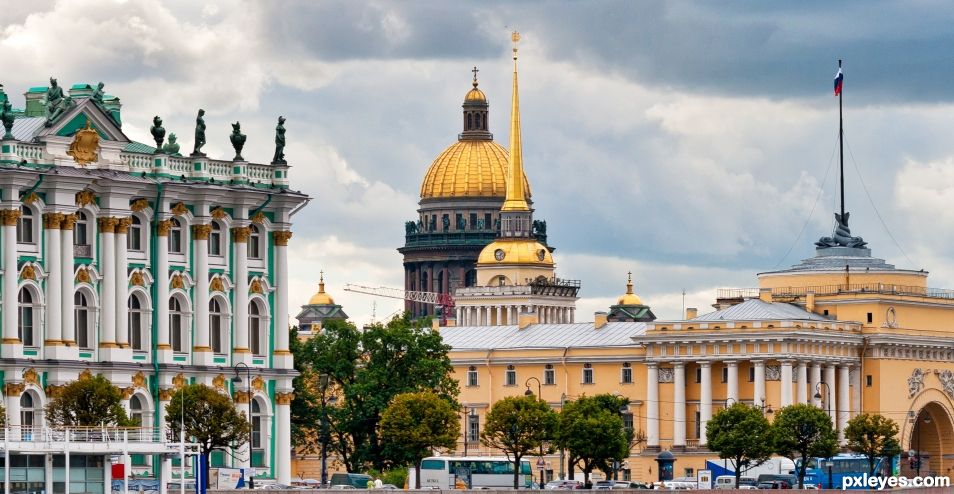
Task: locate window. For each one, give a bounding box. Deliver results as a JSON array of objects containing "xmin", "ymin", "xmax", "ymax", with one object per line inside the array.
[
  {"xmin": 470, "ymin": 213, "xmax": 477, "ymax": 229},
  {"xmin": 621, "ymin": 362, "xmax": 633, "ymax": 384},
  {"xmin": 866, "ymin": 375, "xmax": 873, "ymax": 387},
  {"xmin": 75, "ymin": 211, "xmax": 90, "ymax": 246},
  {"xmin": 250, "ymin": 300, "xmax": 265, "ymax": 356},
  {"xmin": 484, "ymin": 213, "xmax": 492, "ymax": 230},
  {"xmin": 129, "ymin": 293, "xmax": 146, "ymax": 351},
  {"xmin": 20, "ymin": 393, "xmax": 36, "ymax": 427},
  {"xmin": 75, "ymin": 291, "xmax": 91, "ymax": 349},
  {"xmin": 695, "ymin": 367, "xmax": 702, "ymax": 384},
  {"xmin": 582, "ymin": 363, "xmax": 594, "ymax": 384},
  {"xmin": 721, "ymin": 367, "xmax": 728, "ymax": 383},
  {"xmin": 168, "ymin": 218, "xmax": 183, "ymax": 253},
  {"xmin": 467, "ymin": 413, "xmax": 479, "ymax": 442},
  {"xmin": 544, "ymin": 364, "xmax": 555, "ymax": 385},
  {"xmin": 128, "ymin": 215, "xmax": 143, "ymax": 251},
  {"xmin": 18, "ymin": 287, "xmax": 36, "ymax": 347},
  {"xmin": 694, "ymin": 410, "xmax": 701, "ymax": 439},
  {"xmin": 748, "ymin": 367, "xmax": 755, "ymax": 382},
  {"xmin": 170, "ymin": 297, "xmax": 185, "ymax": 352},
  {"xmin": 866, "ymin": 312, "xmax": 873, "ymax": 324},
  {"xmin": 505, "ymin": 365, "xmax": 516, "ymax": 386},
  {"xmin": 467, "ymin": 366, "xmax": 478, "ymax": 387},
  {"xmin": 251, "ymin": 400, "xmax": 265, "ymax": 467},
  {"xmin": 209, "ymin": 221, "xmax": 222, "ymax": 256},
  {"xmin": 248, "ymin": 224, "xmax": 262, "ymax": 259},
  {"xmin": 17, "ymin": 205, "xmax": 34, "ymax": 244},
  {"xmin": 210, "ymin": 298, "xmax": 225, "ymax": 354},
  {"xmin": 622, "ymin": 411, "xmax": 633, "ymax": 430},
  {"xmin": 129, "ymin": 395, "xmax": 144, "ymax": 426}
]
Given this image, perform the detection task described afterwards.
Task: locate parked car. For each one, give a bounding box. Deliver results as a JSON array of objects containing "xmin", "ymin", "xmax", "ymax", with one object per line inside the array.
[
  {"xmin": 545, "ymin": 479, "xmax": 584, "ymax": 490},
  {"xmin": 757, "ymin": 480, "xmax": 792, "ymax": 489},
  {"xmin": 715, "ymin": 476, "xmax": 759, "ymax": 489},
  {"xmin": 330, "ymin": 473, "xmax": 372, "ymax": 489},
  {"xmin": 613, "ymin": 481, "xmax": 651, "ymax": 489}
]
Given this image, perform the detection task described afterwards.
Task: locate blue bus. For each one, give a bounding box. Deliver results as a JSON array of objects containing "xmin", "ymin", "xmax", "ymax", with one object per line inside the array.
[{"xmin": 798, "ymin": 454, "xmax": 898, "ymax": 489}]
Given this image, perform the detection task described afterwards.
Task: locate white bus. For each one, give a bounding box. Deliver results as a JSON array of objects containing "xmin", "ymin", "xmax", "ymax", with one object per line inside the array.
[{"xmin": 419, "ymin": 456, "xmax": 533, "ymax": 489}]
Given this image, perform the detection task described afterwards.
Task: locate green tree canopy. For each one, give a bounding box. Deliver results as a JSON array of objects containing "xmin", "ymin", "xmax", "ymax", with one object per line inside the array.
[
  {"xmin": 480, "ymin": 395, "xmax": 558, "ymax": 489},
  {"xmin": 556, "ymin": 395, "xmax": 629, "ymax": 485},
  {"xmin": 291, "ymin": 316, "xmax": 459, "ymax": 472},
  {"xmin": 845, "ymin": 413, "xmax": 901, "ymax": 476},
  {"xmin": 44, "ymin": 374, "xmax": 131, "ymax": 427},
  {"xmin": 706, "ymin": 403, "xmax": 774, "ymax": 487},
  {"xmin": 380, "ymin": 392, "xmax": 460, "ymax": 488},
  {"xmin": 166, "ymin": 384, "xmax": 250, "ymax": 488},
  {"xmin": 770, "ymin": 404, "xmax": 838, "ymax": 488}
]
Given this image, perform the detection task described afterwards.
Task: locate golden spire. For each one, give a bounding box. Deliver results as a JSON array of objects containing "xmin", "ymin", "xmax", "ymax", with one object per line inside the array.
[
  {"xmin": 626, "ymin": 271, "xmax": 634, "ymax": 295},
  {"xmin": 319, "ymin": 270, "xmax": 325, "ymax": 294},
  {"xmin": 501, "ymin": 30, "xmax": 530, "ymax": 212}
]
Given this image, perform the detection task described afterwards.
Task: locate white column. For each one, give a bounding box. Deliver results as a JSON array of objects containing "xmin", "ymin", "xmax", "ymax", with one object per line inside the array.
[
  {"xmin": 43, "ymin": 214, "xmax": 63, "ymax": 349},
  {"xmin": 61, "ymin": 215, "xmax": 76, "ymax": 345},
  {"xmin": 797, "ymin": 362, "xmax": 808, "ymax": 404},
  {"xmin": 838, "ymin": 364, "xmax": 850, "ymax": 444},
  {"xmin": 699, "ymin": 362, "xmax": 712, "ymax": 445},
  {"xmin": 115, "ymin": 217, "xmax": 130, "ymax": 348},
  {"xmin": 6, "ymin": 387, "xmax": 20, "ymax": 427},
  {"xmin": 851, "ymin": 366, "xmax": 861, "ymax": 419},
  {"xmin": 825, "ymin": 364, "xmax": 836, "ymax": 425},
  {"xmin": 232, "ymin": 227, "xmax": 250, "ymax": 355},
  {"xmin": 780, "ymin": 360, "xmax": 793, "ymax": 407},
  {"xmin": 2, "ymin": 209, "xmax": 21, "ymax": 356},
  {"xmin": 646, "ymin": 364, "xmax": 659, "ymax": 449},
  {"xmin": 570, "ymin": 308, "xmax": 575, "ymax": 323},
  {"xmin": 273, "ymin": 231, "xmax": 292, "ymax": 364},
  {"xmin": 811, "ymin": 363, "xmax": 822, "ymax": 406},
  {"xmin": 727, "ymin": 362, "xmax": 739, "ymax": 402},
  {"xmin": 673, "ymin": 363, "xmax": 686, "ymax": 448},
  {"xmin": 754, "ymin": 360, "xmax": 766, "ymax": 406},
  {"xmin": 192, "ymin": 224, "xmax": 211, "ymax": 359},
  {"xmin": 275, "ymin": 394, "xmax": 292, "ymax": 484},
  {"xmin": 156, "ymin": 220, "xmax": 171, "ymax": 352},
  {"xmin": 496, "ymin": 306, "xmax": 503, "ymax": 326},
  {"xmin": 98, "ymin": 217, "xmax": 118, "ymax": 347}
]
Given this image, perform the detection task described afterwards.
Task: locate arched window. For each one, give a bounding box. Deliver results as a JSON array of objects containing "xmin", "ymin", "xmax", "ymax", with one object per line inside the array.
[
  {"xmin": 475, "ymin": 113, "xmax": 482, "ymax": 130},
  {"xmin": 75, "ymin": 211, "xmax": 90, "ymax": 247},
  {"xmin": 170, "ymin": 297, "xmax": 185, "ymax": 352},
  {"xmin": 168, "ymin": 218, "xmax": 183, "ymax": 254},
  {"xmin": 210, "ymin": 298, "xmax": 225, "ymax": 354},
  {"xmin": 18, "ymin": 287, "xmax": 36, "ymax": 346},
  {"xmin": 20, "ymin": 393, "xmax": 36, "ymax": 428},
  {"xmin": 17, "ymin": 205, "xmax": 34, "ymax": 244},
  {"xmin": 128, "ymin": 215, "xmax": 143, "ymax": 251},
  {"xmin": 75, "ymin": 291, "xmax": 92, "ymax": 349},
  {"xmin": 251, "ymin": 399, "xmax": 265, "ymax": 467},
  {"xmin": 209, "ymin": 221, "xmax": 223, "ymax": 256},
  {"xmin": 466, "ymin": 113, "xmax": 473, "ymax": 130},
  {"xmin": 249, "ymin": 300, "xmax": 266, "ymax": 356},
  {"xmin": 130, "ymin": 395, "xmax": 144, "ymax": 426},
  {"xmin": 129, "ymin": 293, "xmax": 147, "ymax": 351},
  {"xmin": 248, "ymin": 225, "xmax": 262, "ymax": 259}
]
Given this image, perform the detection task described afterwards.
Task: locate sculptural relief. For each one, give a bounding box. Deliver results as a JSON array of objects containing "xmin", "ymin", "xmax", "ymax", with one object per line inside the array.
[
  {"xmin": 658, "ymin": 367, "xmax": 675, "ymax": 383},
  {"xmin": 908, "ymin": 368, "xmax": 926, "ymax": 397}
]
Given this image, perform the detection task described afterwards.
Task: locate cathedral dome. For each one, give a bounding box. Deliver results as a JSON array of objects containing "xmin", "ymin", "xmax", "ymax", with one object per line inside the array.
[
  {"xmin": 617, "ymin": 273, "xmax": 643, "ymax": 306},
  {"xmin": 419, "ymin": 140, "xmax": 531, "ymax": 199},
  {"xmin": 477, "ymin": 238, "xmax": 553, "ymax": 266},
  {"xmin": 464, "ymin": 85, "xmax": 487, "ymax": 103},
  {"xmin": 307, "ymin": 272, "xmax": 335, "ymax": 305}
]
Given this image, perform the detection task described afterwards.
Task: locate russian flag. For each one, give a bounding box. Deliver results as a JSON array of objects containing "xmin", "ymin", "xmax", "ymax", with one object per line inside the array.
[{"xmin": 833, "ymin": 67, "xmax": 843, "ymax": 96}]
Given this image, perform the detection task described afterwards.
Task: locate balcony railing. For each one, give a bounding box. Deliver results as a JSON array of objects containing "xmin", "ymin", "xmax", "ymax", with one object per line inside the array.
[
  {"xmin": 2, "ymin": 425, "xmax": 197, "ymax": 449},
  {"xmin": 717, "ymin": 283, "xmax": 954, "ymax": 303}
]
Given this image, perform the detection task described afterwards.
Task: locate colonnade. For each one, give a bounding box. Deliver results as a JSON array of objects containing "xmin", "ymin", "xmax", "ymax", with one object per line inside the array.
[{"xmin": 456, "ymin": 304, "xmax": 576, "ymax": 326}]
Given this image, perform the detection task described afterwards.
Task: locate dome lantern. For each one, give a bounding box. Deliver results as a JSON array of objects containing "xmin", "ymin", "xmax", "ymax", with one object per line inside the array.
[
  {"xmin": 460, "ymin": 66, "xmax": 492, "ymax": 141},
  {"xmin": 307, "ymin": 271, "xmax": 336, "ymax": 306}
]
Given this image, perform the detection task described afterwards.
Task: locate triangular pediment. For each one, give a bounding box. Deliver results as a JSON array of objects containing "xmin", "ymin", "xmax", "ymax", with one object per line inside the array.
[{"xmin": 36, "ymin": 98, "xmax": 128, "ymax": 142}]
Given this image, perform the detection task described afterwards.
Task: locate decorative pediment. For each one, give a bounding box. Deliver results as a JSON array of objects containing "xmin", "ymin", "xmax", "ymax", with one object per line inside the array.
[{"xmin": 38, "ymin": 98, "xmax": 129, "ymax": 142}]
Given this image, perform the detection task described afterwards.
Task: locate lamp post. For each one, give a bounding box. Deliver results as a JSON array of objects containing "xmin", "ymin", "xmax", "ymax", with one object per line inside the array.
[
  {"xmin": 813, "ymin": 382, "xmax": 831, "ymax": 418},
  {"xmin": 724, "ymin": 397, "xmax": 736, "ymax": 408},
  {"xmin": 464, "ymin": 407, "xmax": 477, "ymax": 456},
  {"xmin": 231, "ymin": 362, "xmax": 253, "ymax": 489},
  {"xmin": 559, "ymin": 393, "xmax": 566, "ymax": 480},
  {"xmin": 616, "ymin": 403, "xmax": 630, "ymax": 482},
  {"xmin": 759, "ymin": 398, "xmax": 774, "ymax": 417},
  {"xmin": 524, "ymin": 377, "xmax": 542, "ymax": 399},
  {"xmin": 319, "ymin": 374, "xmax": 337, "ymax": 489}
]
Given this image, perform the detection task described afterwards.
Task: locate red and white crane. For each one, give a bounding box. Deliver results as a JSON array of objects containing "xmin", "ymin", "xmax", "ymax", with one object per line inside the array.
[{"xmin": 343, "ymin": 283, "xmax": 455, "ymax": 326}]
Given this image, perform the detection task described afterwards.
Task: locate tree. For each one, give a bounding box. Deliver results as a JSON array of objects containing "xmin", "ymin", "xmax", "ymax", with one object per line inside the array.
[
  {"xmin": 166, "ymin": 384, "xmax": 250, "ymax": 489},
  {"xmin": 45, "ymin": 374, "xmax": 132, "ymax": 427},
  {"xmin": 556, "ymin": 395, "xmax": 629, "ymax": 485},
  {"xmin": 706, "ymin": 403, "xmax": 774, "ymax": 487},
  {"xmin": 380, "ymin": 392, "xmax": 460, "ymax": 488},
  {"xmin": 291, "ymin": 316, "xmax": 459, "ymax": 472},
  {"xmin": 771, "ymin": 404, "xmax": 838, "ymax": 488},
  {"xmin": 481, "ymin": 395, "xmax": 558, "ymax": 489},
  {"xmin": 845, "ymin": 413, "xmax": 901, "ymax": 476}
]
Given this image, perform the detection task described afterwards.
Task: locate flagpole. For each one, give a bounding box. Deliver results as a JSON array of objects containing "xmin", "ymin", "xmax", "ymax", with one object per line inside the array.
[{"xmin": 838, "ymin": 59, "xmax": 844, "ymax": 219}]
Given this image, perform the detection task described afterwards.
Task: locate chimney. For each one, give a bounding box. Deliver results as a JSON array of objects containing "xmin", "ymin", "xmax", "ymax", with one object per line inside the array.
[
  {"xmin": 685, "ymin": 307, "xmax": 698, "ymax": 319},
  {"xmin": 594, "ymin": 311, "xmax": 608, "ymax": 329},
  {"xmin": 24, "ymin": 87, "xmax": 46, "ymax": 117},
  {"xmin": 806, "ymin": 291, "xmax": 815, "ymax": 314},
  {"xmin": 431, "ymin": 318, "xmax": 441, "ymax": 331},
  {"xmin": 518, "ymin": 310, "xmax": 538, "ymax": 330},
  {"xmin": 444, "ymin": 316, "xmax": 457, "ymax": 327},
  {"xmin": 759, "ymin": 287, "xmax": 773, "ymax": 303}
]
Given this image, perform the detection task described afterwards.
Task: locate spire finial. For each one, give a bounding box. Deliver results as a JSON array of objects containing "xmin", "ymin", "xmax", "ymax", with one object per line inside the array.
[
  {"xmin": 472, "ymin": 66, "xmax": 479, "ymax": 87},
  {"xmin": 626, "ymin": 272, "xmax": 634, "ymax": 295},
  {"xmin": 512, "ymin": 30, "xmax": 520, "ymax": 60},
  {"xmin": 501, "ymin": 30, "xmax": 530, "ymax": 213},
  {"xmin": 319, "ymin": 270, "xmax": 325, "ymax": 293}
]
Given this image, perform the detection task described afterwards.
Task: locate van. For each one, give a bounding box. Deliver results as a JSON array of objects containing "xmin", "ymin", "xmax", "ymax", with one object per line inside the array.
[
  {"xmin": 714, "ymin": 475, "xmax": 758, "ymax": 489},
  {"xmin": 330, "ymin": 473, "xmax": 372, "ymax": 489}
]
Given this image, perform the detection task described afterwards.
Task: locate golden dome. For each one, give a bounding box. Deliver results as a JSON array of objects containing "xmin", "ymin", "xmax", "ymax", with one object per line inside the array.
[
  {"xmin": 307, "ymin": 272, "xmax": 336, "ymax": 305},
  {"xmin": 477, "ymin": 238, "xmax": 553, "ymax": 266},
  {"xmin": 617, "ymin": 272, "xmax": 643, "ymax": 305},
  {"xmin": 420, "ymin": 140, "xmax": 531, "ymax": 199},
  {"xmin": 465, "ymin": 86, "xmax": 487, "ymax": 103}
]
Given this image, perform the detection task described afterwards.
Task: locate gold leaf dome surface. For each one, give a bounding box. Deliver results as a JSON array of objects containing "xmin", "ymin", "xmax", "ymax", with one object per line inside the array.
[
  {"xmin": 465, "ymin": 86, "xmax": 487, "ymax": 103},
  {"xmin": 617, "ymin": 273, "xmax": 642, "ymax": 305},
  {"xmin": 420, "ymin": 140, "xmax": 532, "ymax": 199},
  {"xmin": 477, "ymin": 239, "xmax": 553, "ymax": 266},
  {"xmin": 307, "ymin": 273, "xmax": 335, "ymax": 305}
]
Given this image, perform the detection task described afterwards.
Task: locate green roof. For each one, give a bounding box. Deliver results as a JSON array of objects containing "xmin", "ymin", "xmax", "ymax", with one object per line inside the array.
[
  {"xmin": 71, "ymin": 83, "xmax": 93, "ymax": 90},
  {"xmin": 27, "ymin": 87, "xmax": 47, "ymax": 93},
  {"xmin": 123, "ymin": 141, "xmax": 156, "ymax": 154}
]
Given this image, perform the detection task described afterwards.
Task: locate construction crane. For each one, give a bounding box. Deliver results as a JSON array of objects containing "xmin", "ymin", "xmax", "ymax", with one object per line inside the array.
[{"xmin": 343, "ymin": 283, "xmax": 456, "ymax": 326}]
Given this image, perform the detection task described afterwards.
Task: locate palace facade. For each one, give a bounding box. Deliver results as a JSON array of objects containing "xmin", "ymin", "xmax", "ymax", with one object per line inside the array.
[{"xmin": 0, "ymin": 80, "xmax": 305, "ymax": 492}]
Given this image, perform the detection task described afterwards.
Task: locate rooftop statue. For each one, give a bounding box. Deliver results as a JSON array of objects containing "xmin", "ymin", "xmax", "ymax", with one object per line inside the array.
[
  {"xmin": 815, "ymin": 212, "xmax": 867, "ymax": 248},
  {"xmin": 162, "ymin": 133, "xmax": 181, "ymax": 156},
  {"xmin": 272, "ymin": 116, "xmax": 286, "ymax": 164},
  {"xmin": 91, "ymin": 82, "xmax": 105, "ymax": 104},
  {"xmin": 150, "ymin": 115, "xmax": 165, "ymax": 151},
  {"xmin": 230, "ymin": 121, "xmax": 247, "ymax": 161},
  {"xmin": 192, "ymin": 109, "xmax": 206, "ymax": 156},
  {"xmin": 1, "ymin": 99, "xmax": 14, "ymax": 140},
  {"xmin": 44, "ymin": 77, "xmax": 73, "ymax": 127}
]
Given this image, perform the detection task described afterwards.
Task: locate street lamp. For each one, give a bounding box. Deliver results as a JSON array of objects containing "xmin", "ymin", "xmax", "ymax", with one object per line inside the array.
[
  {"xmin": 559, "ymin": 393, "xmax": 566, "ymax": 480},
  {"xmin": 464, "ymin": 407, "xmax": 477, "ymax": 455},
  {"xmin": 760, "ymin": 398, "xmax": 774, "ymax": 416},
  {"xmin": 231, "ymin": 362, "xmax": 253, "ymax": 489},
  {"xmin": 319, "ymin": 374, "xmax": 338, "ymax": 489},
  {"xmin": 813, "ymin": 382, "xmax": 831, "ymax": 418},
  {"xmin": 524, "ymin": 377, "xmax": 542, "ymax": 399},
  {"xmin": 616, "ymin": 403, "xmax": 630, "ymax": 481}
]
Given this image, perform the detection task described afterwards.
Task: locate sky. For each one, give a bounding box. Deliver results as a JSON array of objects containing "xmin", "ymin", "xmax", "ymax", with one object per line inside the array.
[{"xmin": 4, "ymin": 0, "xmax": 954, "ymax": 325}]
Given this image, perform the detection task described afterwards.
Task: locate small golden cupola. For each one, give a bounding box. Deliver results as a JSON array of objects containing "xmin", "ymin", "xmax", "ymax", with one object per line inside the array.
[
  {"xmin": 307, "ymin": 271, "xmax": 335, "ymax": 306},
  {"xmin": 617, "ymin": 272, "xmax": 643, "ymax": 305},
  {"xmin": 608, "ymin": 272, "xmax": 656, "ymax": 322}
]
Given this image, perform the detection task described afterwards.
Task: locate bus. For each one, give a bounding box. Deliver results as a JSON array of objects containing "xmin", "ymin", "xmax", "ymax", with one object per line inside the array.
[
  {"xmin": 798, "ymin": 454, "xmax": 898, "ymax": 489},
  {"xmin": 419, "ymin": 456, "xmax": 533, "ymax": 489}
]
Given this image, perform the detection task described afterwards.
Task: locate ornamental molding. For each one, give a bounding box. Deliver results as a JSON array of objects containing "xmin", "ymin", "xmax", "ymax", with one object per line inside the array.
[
  {"xmin": 67, "ymin": 120, "xmax": 100, "ymax": 166},
  {"xmin": 22, "ymin": 192, "xmax": 40, "ymax": 205},
  {"xmin": 132, "ymin": 371, "xmax": 147, "ymax": 390},
  {"xmin": 159, "ymin": 388, "xmax": 175, "ymax": 401},
  {"xmin": 191, "ymin": 223, "xmax": 212, "ymax": 240},
  {"xmin": 272, "ymin": 230, "xmax": 292, "ymax": 246},
  {"xmin": 935, "ymin": 369, "xmax": 954, "ymax": 399},
  {"xmin": 170, "ymin": 273, "xmax": 185, "ymax": 290},
  {"xmin": 212, "ymin": 374, "xmax": 227, "ymax": 393},
  {"xmin": 276, "ymin": 392, "xmax": 295, "ymax": 405},
  {"xmin": 211, "ymin": 207, "xmax": 228, "ymax": 220},
  {"xmin": 130, "ymin": 198, "xmax": 150, "ymax": 212},
  {"xmin": 172, "ymin": 373, "xmax": 187, "ymax": 390},
  {"xmin": 97, "ymin": 216, "xmax": 119, "ymax": 233},
  {"xmin": 75, "ymin": 190, "xmax": 97, "ymax": 208},
  {"xmin": 249, "ymin": 279, "xmax": 263, "ymax": 294},
  {"xmin": 61, "ymin": 213, "xmax": 77, "ymax": 230},
  {"xmin": 251, "ymin": 375, "xmax": 266, "ymax": 393},
  {"xmin": 20, "ymin": 264, "xmax": 37, "ymax": 281},
  {"xmin": 0, "ymin": 209, "xmax": 21, "ymax": 226},
  {"xmin": 250, "ymin": 211, "xmax": 266, "ymax": 224},
  {"xmin": 22, "ymin": 368, "xmax": 39, "ymax": 386},
  {"xmin": 765, "ymin": 365, "xmax": 781, "ymax": 381},
  {"xmin": 78, "ymin": 369, "xmax": 93, "ymax": 381},
  {"xmin": 4, "ymin": 382, "xmax": 25, "ymax": 396},
  {"xmin": 658, "ymin": 367, "xmax": 674, "ymax": 383},
  {"xmin": 116, "ymin": 216, "xmax": 132, "ymax": 234},
  {"xmin": 130, "ymin": 271, "xmax": 146, "ymax": 287},
  {"xmin": 231, "ymin": 226, "xmax": 250, "ymax": 243},
  {"xmin": 908, "ymin": 368, "xmax": 927, "ymax": 397},
  {"xmin": 156, "ymin": 219, "xmax": 173, "ymax": 237},
  {"xmin": 45, "ymin": 384, "xmax": 65, "ymax": 398},
  {"xmin": 42, "ymin": 212, "xmax": 65, "ymax": 229},
  {"xmin": 121, "ymin": 387, "xmax": 135, "ymax": 400},
  {"xmin": 75, "ymin": 267, "xmax": 92, "ymax": 284},
  {"xmin": 171, "ymin": 202, "xmax": 188, "ymax": 217}
]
